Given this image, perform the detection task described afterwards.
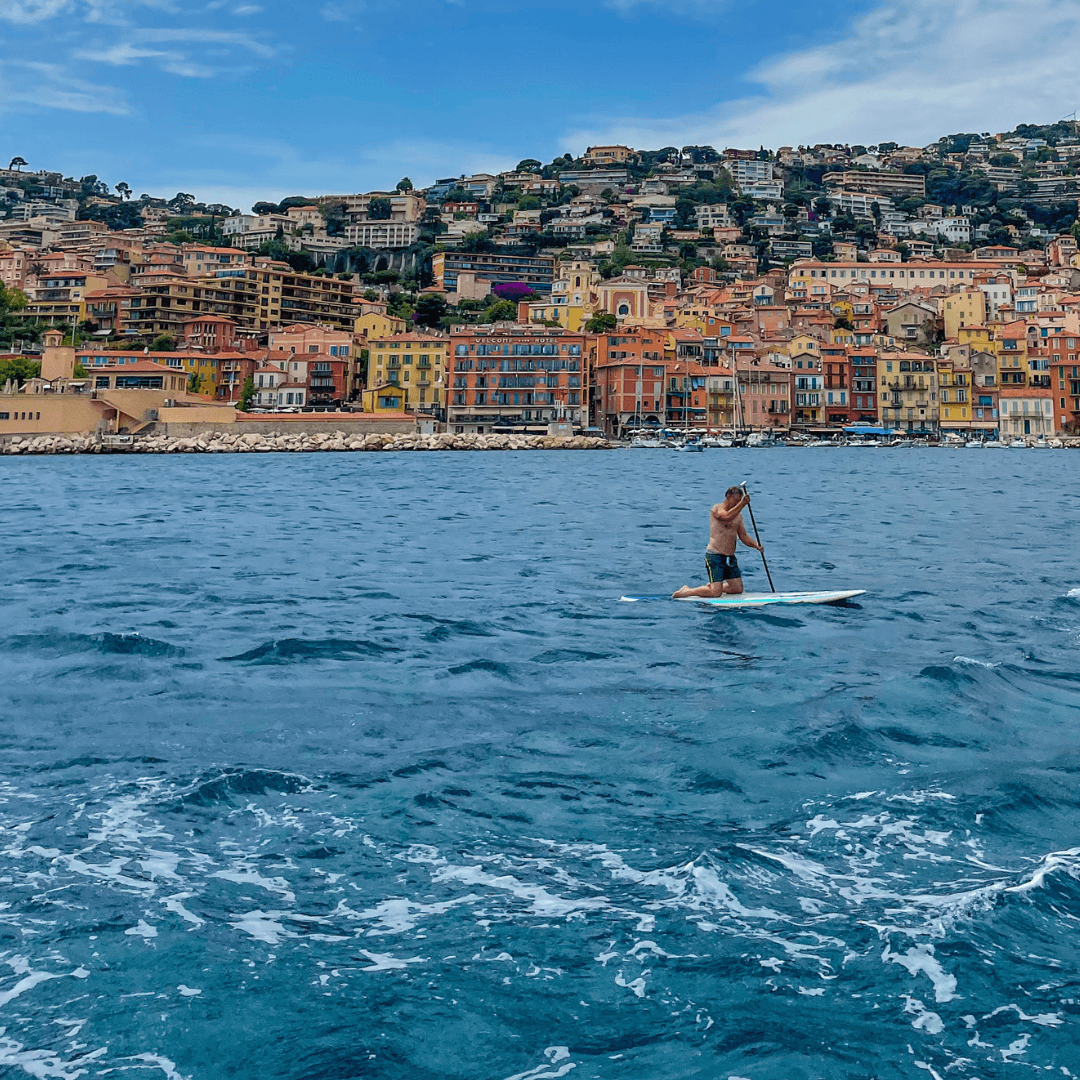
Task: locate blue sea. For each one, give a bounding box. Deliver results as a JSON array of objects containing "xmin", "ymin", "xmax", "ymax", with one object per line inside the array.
[{"xmin": 2, "ymin": 448, "xmax": 1079, "ymax": 1080}]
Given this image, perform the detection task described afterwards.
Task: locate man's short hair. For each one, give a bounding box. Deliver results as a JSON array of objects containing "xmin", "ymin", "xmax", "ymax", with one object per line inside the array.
[{"xmin": 725, "ymin": 486, "xmax": 743, "ymax": 498}]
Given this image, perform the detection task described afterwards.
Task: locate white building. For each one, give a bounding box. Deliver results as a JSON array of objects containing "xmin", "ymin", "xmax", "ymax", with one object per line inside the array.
[
  {"xmin": 740, "ymin": 179, "xmax": 785, "ymax": 202},
  {"xmin": 979, "ymin": 280, "xmax": 1013, "ymax": 317},
  {"xmin": 932, "ymin": 216, "xmax": 973, "ymax": 244},
  {"xmin": 695, "ymin": 204, "xmax": 734, "ymax": 229},
  {"xmin": 831, "ymin": 189, "xmax": 894, "ymax": 221},
  {"xmin": 724, "ymin": 159, "xmax": 773, "ymax": 185},
  {"xmin": 343, "ymin": 222, "xmax": 419, "ymax": 248},
  {"xmin": 999, "ymin": 394, "xmax": 1055, "ymax": 438}
]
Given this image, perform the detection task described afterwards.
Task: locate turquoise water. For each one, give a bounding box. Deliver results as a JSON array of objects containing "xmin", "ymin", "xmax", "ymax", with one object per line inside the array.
[{"xmin": 1, "ymin": 449, "xmax": 1079, "ymax": 1079}]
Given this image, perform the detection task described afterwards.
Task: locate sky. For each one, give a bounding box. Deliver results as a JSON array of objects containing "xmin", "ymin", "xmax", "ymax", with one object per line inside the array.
[{"xmin": 1, "ymin": 0, "xmax": 1079, "ymax": 210}]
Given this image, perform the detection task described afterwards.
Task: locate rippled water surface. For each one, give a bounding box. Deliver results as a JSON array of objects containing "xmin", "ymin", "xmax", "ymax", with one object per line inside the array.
[{"xmin": 2, "ymin": 448, "xmax": 1080, "ymax": 1080}]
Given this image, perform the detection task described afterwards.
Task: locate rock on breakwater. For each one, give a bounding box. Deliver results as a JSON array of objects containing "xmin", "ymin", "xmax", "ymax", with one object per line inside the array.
[{"xmin": 1, "ymin": 431, "xmax": 615, "ymax": 455}]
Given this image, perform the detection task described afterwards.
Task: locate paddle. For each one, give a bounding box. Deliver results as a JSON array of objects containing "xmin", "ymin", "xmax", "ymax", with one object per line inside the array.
[{"xmin": 740, "ymin": 482, "xmax": 775, "ymax": 593}]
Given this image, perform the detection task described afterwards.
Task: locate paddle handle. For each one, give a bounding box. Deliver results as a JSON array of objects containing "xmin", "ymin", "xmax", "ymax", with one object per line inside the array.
[{"xmin": 741, "ymin": 484, "xmax": 775, "ymax": 593}]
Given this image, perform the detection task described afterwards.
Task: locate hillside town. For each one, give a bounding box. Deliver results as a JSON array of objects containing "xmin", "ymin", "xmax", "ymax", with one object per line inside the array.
[{"xmin": 3, "ymin": 121, "xmax": 1080, "ymax": 445}]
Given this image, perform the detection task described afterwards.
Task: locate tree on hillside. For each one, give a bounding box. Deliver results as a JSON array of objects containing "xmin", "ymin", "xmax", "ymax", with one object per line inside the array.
[
  {"xmin": 516, "ymin": 159, "xmax": 542, "ymax": 173},
  {"xmin": 252, "ymin": 201, "xmax": 279, "ymax": 216},
  {"xmin": 115, "ymin": 182, "xmax": 131, "ymax": 200},
  {"xmin": 8, "ymin": 156, "xmax": 27, "ymax": 172},
  {"xmin": 585, "ymin": 312, "xmax": 617, "ymax": 333},
  {"xmin": 367, "ymin": 197, "xmax": 392, "ymax": 220},
  {"xmin": 396, "ymin": 177, "xmax": 413, "ymax": 192},
  {"xmin": 484, "ymin": 299, "xmax": 517, "ymax": 323},
  {"xmin": 457, "ymin": 230, "xmax": 494, "ymax": 253},
  {"xmin": 168, "ymin": 192, "xmax": 195, "ymax": 213},
  {"xmin": 0, "ymin": 356, "xmax": 40, "ymax": 387},
  {"xmin": 413, "ymin": 293, "xmax": 448, "ymax": 327}
]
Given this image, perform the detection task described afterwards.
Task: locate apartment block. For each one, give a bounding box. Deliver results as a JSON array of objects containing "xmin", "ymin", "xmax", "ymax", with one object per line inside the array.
[{"xmin": 447, "ymin": 326, "xmax": 586, "ymax": 432}]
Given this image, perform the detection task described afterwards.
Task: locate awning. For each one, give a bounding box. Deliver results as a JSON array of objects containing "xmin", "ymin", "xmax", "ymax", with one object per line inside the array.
[{"xmin": 843, "ymin": 425, "xmax": 895, "ymax": 435}]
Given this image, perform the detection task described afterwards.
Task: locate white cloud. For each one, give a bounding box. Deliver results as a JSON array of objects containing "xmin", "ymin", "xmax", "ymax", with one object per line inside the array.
[
  {"xmin": 0, "ymin": 60, "xmax": 128, "ymax": 113},
  {"xmin": 567, "ymin": 0, "xmax": 1080, "ymax": 151},
  {"xmin": 320, "ymin": 0, "xmax": 363, "ymax": 22},
  {"xmin": 0, "ymin": 0, "xmax": 181, "ymax": 23},
  {"xmin": 154, "ymin": 134, "xmax": 516, "ymax": 209},
  {"xmin": 74, "ymin": 42, "xmax": 220, "ymax": 76},
  {"xmin": 131, "ymin": 27, "xmax": 274, "ymax": 56},
  {"xmin": 0, "ymin": 0, "xmax": 71, "ymax": 21}
]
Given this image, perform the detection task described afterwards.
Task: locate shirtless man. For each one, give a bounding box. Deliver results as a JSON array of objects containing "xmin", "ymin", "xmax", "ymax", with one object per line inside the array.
[{"xmin": 672, "ymin": 486, "xmax": 763, "ymax": 599}]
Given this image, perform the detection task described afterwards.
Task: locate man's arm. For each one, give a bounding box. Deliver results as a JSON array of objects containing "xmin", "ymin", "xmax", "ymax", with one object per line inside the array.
[
  {"xmin": 712, "ymin": 494, "xmax": 749, "ymax": 523},
  {"xmin": 737, "ymin": 516, "xmax": 762, "ymax": 551}
]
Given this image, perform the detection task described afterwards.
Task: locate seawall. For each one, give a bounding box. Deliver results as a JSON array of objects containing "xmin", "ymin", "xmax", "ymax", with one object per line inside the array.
[{"xmin": 1, "ymin": 431, "xmax": 616, "ymax": 455}]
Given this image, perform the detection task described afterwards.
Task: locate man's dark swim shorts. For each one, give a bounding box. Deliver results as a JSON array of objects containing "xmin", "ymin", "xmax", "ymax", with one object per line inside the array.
[{"xmin": 705, "ymin": 551, "xmax": 741, "ymax": 583}]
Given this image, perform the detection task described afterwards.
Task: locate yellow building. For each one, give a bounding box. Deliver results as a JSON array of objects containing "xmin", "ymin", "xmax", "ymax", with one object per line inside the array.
[
  {"xmin": 366, "ymin": 333, "xmax": 447, "ymax": 413},
  {"xmin": 355, "ymin": 308, "xmax": 407, "ymax": 342},
  {"xmin": 991, "ymin": 320, "xmax": 1028, "ymax": 389},
  {"xmin": 789, "ymin": 334, "xmax": 821, "ymax": 358},
  {"xmin": 74, "ymin": 346, "xmax": 222, "ymax": 398},
  {"xmin": 361, "ymin": 384, "xmax": 408, "ymax": 412},
  {"xmin": 788, "ymin": 347, "xmax": 824, "ymax": 425},
  {"xmin": 937, "ymin": 355, "xmax": 974, "ymax": 433},
  {"xmin": 878, "ymin": 352, "xmax": 939, "ymax": 433},
  {"xmin": 942, "ymin": 288, "xmax": 987, "ymax": 341},
  {"xmin": 525, "ymin": 260, "xmax": 599, "ymax": 332},
  {"xmin": 28, "ymin": 271, "xmax": 111, "ymax": 325},
  {"xmin": 958, "ymin": 324, "xmax": 993, "ymax": 352},
  {"xmin": 674, "ymin": 305, "xmax": 735, "ymax": 339},
  {"xmin": 583, "ymin": 145, "xmax": 634, "ymax": 165}
]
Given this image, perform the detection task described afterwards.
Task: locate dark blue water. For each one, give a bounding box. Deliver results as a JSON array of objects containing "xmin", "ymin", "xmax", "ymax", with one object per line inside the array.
[{"xmin": 2, "ymin": 449, "xmax": 1079, "ymax": 1080}]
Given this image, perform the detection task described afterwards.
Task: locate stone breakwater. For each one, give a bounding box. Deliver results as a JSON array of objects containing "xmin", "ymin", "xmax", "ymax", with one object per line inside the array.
[{"xmin": 2, "ymin": 431, "xmax": 615, "ymax": 455}]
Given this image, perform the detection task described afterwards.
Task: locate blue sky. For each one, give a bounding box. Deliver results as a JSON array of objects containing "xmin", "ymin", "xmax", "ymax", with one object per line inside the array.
[{"xmin": 1, "ymin": 0, "xmax": 1077, "ymax": 209}]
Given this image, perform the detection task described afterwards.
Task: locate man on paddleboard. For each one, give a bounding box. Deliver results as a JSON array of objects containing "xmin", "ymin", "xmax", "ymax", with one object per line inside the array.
[{"xmin": 672, "ymin": 487, "xmax": 763, "ymax": 599}]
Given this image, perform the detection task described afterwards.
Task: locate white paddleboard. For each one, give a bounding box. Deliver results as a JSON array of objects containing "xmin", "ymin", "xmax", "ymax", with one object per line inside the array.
[{"xmin": 620, "ymin": 590, "xmax": 865, "ymax": 609}]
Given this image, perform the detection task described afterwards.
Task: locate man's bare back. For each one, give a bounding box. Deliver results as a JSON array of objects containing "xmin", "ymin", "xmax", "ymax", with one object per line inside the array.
[{"xmin": 672, "ymin": 486, "xmax": 763, "ymax": 599}]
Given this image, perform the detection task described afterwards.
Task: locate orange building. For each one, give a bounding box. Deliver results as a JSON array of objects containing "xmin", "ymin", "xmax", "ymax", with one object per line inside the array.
[
  {"xmin": 447, "ymin": 326, "xmax": 587, "ymax": 433},
  {"xmin": 1052, "ymin": 359, "xmax": 1080, "ymax": 433}
]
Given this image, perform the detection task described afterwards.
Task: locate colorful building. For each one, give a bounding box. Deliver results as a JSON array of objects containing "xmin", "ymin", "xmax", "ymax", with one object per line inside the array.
[
  {"xmin": 366, "ymin": 332, "xmax": 448, "ymax": 415},
  {"xmin": 877, "ymin": 352, "xmax": 939, "ymax": 434},
  {"xmin": 447, "ymin": 326, "xmax": 586, "ymax": 433}
]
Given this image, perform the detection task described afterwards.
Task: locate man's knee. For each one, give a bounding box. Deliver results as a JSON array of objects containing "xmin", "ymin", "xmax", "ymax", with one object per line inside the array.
[{"xmin": 727, "ymin": 578, "xmax": 744, "ymax": 594}]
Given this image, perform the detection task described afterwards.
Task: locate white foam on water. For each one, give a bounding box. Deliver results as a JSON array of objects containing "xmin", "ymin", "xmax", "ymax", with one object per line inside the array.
[
  {"xmin": 130, "ymin": 1052, "xmax": 188, "ymax": 1080},
  {"xmin": 176, "ymin": 985, "xmax": 202, "ymax": 997},
  {"xmin": 1065, "ymin": 587, "xmax": 1080, "ymax": 598},
  {"xmin": 329, "ymin": 895, "xmax": 479, "ymax": 936},
  {"xmin": 431, "ymin": 864, "xmax": 610, "ymax": 920},
  {"xmin": 159, "ymin": 893, "xmax": 204, "ymax": 930},
  {"xmin": 882, "ymin": 944, "xmax": 958, "ymax": 1002},
  {"xmin": 228, "ymin": 910, "xmax": 293, "ymax": 945},
  {"xmin": 354, "ymin": 950, "xmax": 426, "ymax": 972},
  {"xmin": 1004, "ymin": 847, "xmax": 1080, "ymax": 893},
  {"xmin": 211, "ymin": 868, "xmax": 295, "ymax": 903},
  {"xmin": 1001, "ymin": 1033, "xmax": 1032, "ymax": 1062},
  {"xmin": 0, "ymin": 1035, "xmax": 107, "ymax": 1079},
  {"xmin": 614, "ymin": 971, "xmax": 647, "ymax": 998},
  {"xmin": 124, "ymin": 920, "xmax": 158, "ymax": 940},
  {"xmin": 983, "ymin": 1004, "xmax": 1063, "ymax": 1027},
  {"xmin": 502, "ymin": 1056, "xmax": 577, "ymax": 1080},
  {"xmin": 0, "ymin": 969, "xmax": 65, "ymax": 1008},
  {"xmin": 904, "ymin": 995, "xmax": 944, "ymax": 1035},
  {"xmin": 952, "ymin": 656, "xmax": 1001, "ymax": 669}
]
